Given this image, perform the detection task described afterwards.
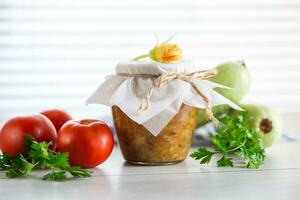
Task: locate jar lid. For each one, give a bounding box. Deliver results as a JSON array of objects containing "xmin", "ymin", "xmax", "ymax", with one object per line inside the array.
[
  {"xmin": 116, "ymin": 60, "xmax": 196, "ymax": 75},
  {"xmin": 87, "ymin": 60, "xmax": 242, "ymax": 136}
]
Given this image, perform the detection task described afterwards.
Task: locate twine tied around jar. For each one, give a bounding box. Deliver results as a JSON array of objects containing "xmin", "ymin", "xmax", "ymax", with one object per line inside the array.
[{"xmin": 117, "ymin": 69, "xmax": 219, "ymax": 124}]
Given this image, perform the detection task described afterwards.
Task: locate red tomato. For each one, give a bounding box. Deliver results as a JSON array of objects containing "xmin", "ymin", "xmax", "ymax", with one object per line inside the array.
[
  {"xmin": 40, "ymin": 109, "xmax": 72, "ymax": 132},
  {"xmin": 0, "ymin": 114, "xmax": 57, "ymax": 157},
  {"xmin": 57, "ymin": 119, "xmax": 114, "ymax": 168}
]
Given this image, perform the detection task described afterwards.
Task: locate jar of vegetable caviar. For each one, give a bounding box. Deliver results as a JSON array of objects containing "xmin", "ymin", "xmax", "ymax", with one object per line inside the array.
[
  {"xmin": 86, "ymin": 60, "xmax": 240, "ymax": 166},
  {"xmin": 112, "ymin": 104, "xmax": 199, "ymax": 165}
]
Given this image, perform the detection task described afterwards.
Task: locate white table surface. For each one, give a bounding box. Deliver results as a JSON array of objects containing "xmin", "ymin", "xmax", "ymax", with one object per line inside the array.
[{"xmin": 1, "ymin": 142, "xmax": 300, "ymax": 200}]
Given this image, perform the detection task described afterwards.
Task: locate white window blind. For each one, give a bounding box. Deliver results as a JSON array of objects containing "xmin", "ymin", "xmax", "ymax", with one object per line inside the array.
[{"xmin": 0, "ymin": 0, "xmax": 300, "ymax": 124}]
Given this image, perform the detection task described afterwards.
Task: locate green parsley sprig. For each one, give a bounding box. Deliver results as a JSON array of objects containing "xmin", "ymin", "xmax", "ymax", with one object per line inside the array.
[
  {"xmin": 0, "ymin": 135, "xmax": 92, "ymax": 181},
  {"xmin": 191, "ymin": 111, "xmax": 265, "ymax": 168}
]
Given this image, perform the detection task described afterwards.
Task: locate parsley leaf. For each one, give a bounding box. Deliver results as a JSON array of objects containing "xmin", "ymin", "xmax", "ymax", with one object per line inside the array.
[
  {"xmin": 48, "ymin": 152, "xmax": 70, "ymax": 169},
  {"xmin": 5, "ymin": 155, "xmax": 36, "ymax": 178},
  {"xmin": 191, "ymin": 111, "xmax": 265, "ymax": 168},
  {"xmin": 217, "ymin": 156, "xmax": 233, "ymax": 167},
  {"xmin": 29, "ymin": 141, "xmax": 51, "ymax": 169},
  {"xmin": 43, "ymin": 171, "xmax": 68, "ymax": 181},
  {"xmin": 190, "ymin": 147, "xmax": 214, "ymax": 164},
  {"xmin": 68, "ymin": 167, "xmax": 93, "ymax": 178},
  {"xmin": 0, "ymin": 153, "xmax": 13, "ymax": 170}
]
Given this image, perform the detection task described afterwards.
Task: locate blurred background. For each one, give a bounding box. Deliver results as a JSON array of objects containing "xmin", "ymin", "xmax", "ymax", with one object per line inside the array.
[{"xmin": 0, "ymin": 0, "xmax": 300, "ymax": 133}]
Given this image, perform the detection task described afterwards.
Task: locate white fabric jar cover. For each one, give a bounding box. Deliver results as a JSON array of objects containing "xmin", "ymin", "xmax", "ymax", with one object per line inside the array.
[{"xmin": 86, "ymin": 60, "xmax": 242, "ymax": 136}]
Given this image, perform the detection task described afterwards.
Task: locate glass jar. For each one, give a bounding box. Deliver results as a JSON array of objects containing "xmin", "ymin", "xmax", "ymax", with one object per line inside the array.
[{"xmin": 112, "ymin": 104, "xmax": 199, "ymax": 165}]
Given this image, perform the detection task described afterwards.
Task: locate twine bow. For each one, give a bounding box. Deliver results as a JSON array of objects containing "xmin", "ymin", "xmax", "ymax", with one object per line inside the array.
[{"xmin": 117, "ymin": 69, "xmax": 219, "ymax": 124}]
